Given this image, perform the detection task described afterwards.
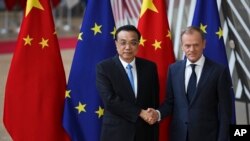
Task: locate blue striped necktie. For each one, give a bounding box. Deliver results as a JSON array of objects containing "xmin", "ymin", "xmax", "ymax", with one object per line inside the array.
[{"xmin": 126, "ymin": 64, "xmax": 134, "ymax": 92}]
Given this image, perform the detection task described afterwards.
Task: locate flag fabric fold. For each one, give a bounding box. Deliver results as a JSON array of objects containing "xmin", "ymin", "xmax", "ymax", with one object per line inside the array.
[
  {"xmin": 137, "ymin": 0, "xmax": 175, "ymax": 141},
  {"xmin": 192, "ymin": 0, "xmax": 236, "ymax": 123},
  {"xmin": 62, "ymin": 0, "xmax": 117, "ymax": 140},
  {"xmin": 3, "ymin": 0, "xmax": 69, "ymax": 140}
]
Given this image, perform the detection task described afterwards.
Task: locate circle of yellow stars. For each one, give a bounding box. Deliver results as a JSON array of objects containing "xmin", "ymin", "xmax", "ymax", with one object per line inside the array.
[
  {"xmin": 65, "ymin": 90, "xmax": 104, "ymax": 118},
  {"xmin": 77, "ymin": 24, "xmax": 116, "ymax": 41},
  {"xmin": 199, "ymin": 23, "xmax": 224, "ymax": 39}
]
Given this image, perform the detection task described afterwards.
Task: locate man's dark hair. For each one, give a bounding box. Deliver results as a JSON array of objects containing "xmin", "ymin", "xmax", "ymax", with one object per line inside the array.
[
  {"xmin": 181, "ymin": 26, "xmax": 205, "ymax": 42},
  {"xmin": 115, "ymin": 25, "xmax": 141, "ymax": 41}
]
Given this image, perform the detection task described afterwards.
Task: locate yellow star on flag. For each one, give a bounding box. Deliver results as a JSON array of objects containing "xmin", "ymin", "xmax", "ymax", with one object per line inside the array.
[
  {"xmin": 110, "ymin": 27, "xmax": 116, "ymax": 39},
  {"xmin": 23, "ymin": 35, "xmax": 33, "ymax": 46},
  {"xmin": 78, "ymin": 32, "xmax": 83, "ymax": 40},
  {"xmin": 166, "ymin": 30, "xmax": 172, "ymax": 40},
  {"xmin": 139, "ymin": 36, "xmax": 146, "ymax": 46},
  {"xmin": 200, "ymin": 23, "xmax": 207, "ymax": 33},
  {"xmin": 65, "ymin": 90, "xmax": 71, "ymax": 98},
  {"xmin": 91, "ymin": 23, "xmax": 102, "ymax": 35},
  {"xmin": 75, "ymin": 102, "xmax": 86, "ymax": 114},
  {"xmin": 25, "ymin": 0, "xmax": 44, "ymax": 16},
  {"xmin": 39, "ymin": 38, "xmax": 49, "ymax": 49},
  {"xmin": 216, "ymin": 27, "xmax": 223, "ymax": 39},
  {"xmin": 95, "ymin": 106, "xmax": 104, "ymax": 118},
  {"xmin": 152, "ymin": 40, "xmax": 162, "ymax": 50},
  {"xmin": 140, "ymin": 0, "xmax": 158, "ymax": 17}
]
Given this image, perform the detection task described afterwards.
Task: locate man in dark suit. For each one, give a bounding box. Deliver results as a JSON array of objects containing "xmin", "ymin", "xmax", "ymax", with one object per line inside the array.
[
  {"xmin": 147, "ymin": 26, "xmax": 233, "ymax": 141},
  {"xmin": 96, "ymin": 25, "xmax": 159, "ymax": 141}
]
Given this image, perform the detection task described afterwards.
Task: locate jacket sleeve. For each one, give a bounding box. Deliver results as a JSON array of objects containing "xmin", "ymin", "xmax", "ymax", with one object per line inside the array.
[
  {"xmin": 217, "ymin": 67, "xmax": 232, "ymax": 141},
  {"xmin": 158, "ymin": 66, "xmax": 174, "ymax": 119}
]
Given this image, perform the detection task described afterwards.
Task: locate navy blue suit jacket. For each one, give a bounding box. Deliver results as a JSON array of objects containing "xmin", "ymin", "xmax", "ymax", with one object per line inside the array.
[
  {"xmin": 96, "ymin": 55, "xmax": 159, "ymax": 141},
  {"xmin": 159, "ymin": 57, "xmax": 232, "ymax": 141}
]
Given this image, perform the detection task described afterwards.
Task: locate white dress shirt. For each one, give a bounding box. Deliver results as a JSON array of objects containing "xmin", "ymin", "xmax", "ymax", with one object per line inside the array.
[{"xmin": 185, "ymin": 55, "xmax": 205, "ymax": 93}]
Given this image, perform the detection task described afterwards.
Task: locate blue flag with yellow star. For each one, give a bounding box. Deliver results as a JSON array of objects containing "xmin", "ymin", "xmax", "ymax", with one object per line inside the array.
[
  {"xmin": 192, "ymin": 0, "xmax": 236, "ymax": 123},
  {"xmin": 62, "ymin": 0, "xmax": 117, "ymax": 140}
]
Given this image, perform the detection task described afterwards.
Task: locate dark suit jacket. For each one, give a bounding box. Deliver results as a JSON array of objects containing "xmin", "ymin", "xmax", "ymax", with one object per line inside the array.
[
  {"xmin": 159, "ymin": 57, "xmax": 232, "ymax": 141},
  {"xmin": 96, "ymin": 55, "xmax": 159, "ymax": 141}
]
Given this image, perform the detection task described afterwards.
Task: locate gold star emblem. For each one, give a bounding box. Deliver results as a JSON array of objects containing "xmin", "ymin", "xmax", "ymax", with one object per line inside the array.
[
  {"xmin": 75, "ymin": 102, "xmax": 86, "ymax": 114},
  {"xmin": 95, "ymin": 106, "xmax": 104, "ymax": 118},
  {"xmin": 78, "ymin": 32, "xmax": 83, "ymax": 40},
  {"xmin": 140, "ymin": 0, "xmax": 158, "ymax": 17},
  {"xmin": 152, "ymin": 40, "xmax": 162, "ymax": 50},
  {"xmin": 110, "ymin": 27, "xmax": 116, "ymax": 39},
  {"xmin": 23, "ymin": 35, "xmax": 33, "ymax": 46},
  {"xmin": 25, "ymin": 0, "xmax": 44, "ymax": 16},
  {"xmin": 166, "ymin": 30, "xmax": 172, "ymax": 40},
  {"xmin": 39, "ymin": 38, "xmax": 49, "ymax": 49},
  {"xmin": 91, "ymin": 23, "xmax": 102, "ymax": 35},
  {"xmin": 139, "ymin": 36, "xmax": 146, "ymax": 46},
  {"xmin": 65, "ymin": 90, "xmax": 71, "ymax": 98},
  {"xmin": 216, "ymin": 27, "xmax": 223, "ymax": 39},
  {"xmin": 200, "ymin": 23, "xmax": 207, "ymax": 33}
]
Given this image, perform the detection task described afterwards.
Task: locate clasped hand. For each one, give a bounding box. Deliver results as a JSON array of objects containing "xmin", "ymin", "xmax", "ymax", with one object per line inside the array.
[{"xmin": 139, "ymin": 108, "xmax": 159, "ymax": 125}]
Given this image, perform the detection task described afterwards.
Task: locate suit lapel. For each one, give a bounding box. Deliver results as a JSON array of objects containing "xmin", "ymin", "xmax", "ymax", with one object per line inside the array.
[
  {"xmin": 180, "ymin": 60, "xmax": 189, "ymax": 105},
  {"xmin": 135, "ymin": 58, "xmax": 142, "ymax": 100},
  {"xmin": 113, "ymin": 56, "xmax": 136, "ymax": 101}
]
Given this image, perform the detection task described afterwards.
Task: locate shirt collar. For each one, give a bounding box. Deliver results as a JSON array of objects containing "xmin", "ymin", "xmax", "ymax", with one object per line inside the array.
[{"xmin": 119, "ymin": 57, "xmax": 136, "ymax": 69}]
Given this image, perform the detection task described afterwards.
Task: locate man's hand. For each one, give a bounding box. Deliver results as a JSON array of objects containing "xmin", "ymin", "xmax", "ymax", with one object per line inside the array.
[{"xmin": 139, "ymin": 108, "xmax": 159, "ymax": 125}]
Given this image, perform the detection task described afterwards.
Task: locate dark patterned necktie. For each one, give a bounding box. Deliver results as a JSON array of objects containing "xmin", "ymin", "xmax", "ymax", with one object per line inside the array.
[{"xmin": 187, "ymin": 64, "xmax": 197, "ymax": 103}]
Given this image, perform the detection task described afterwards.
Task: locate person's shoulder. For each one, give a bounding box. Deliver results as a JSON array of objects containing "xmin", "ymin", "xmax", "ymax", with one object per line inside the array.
[
  {"xmin": 97, "ymin": 55, "xmax": 117, "ymax": 66},
  {"xmin": 204, "ymin": 57, "xmax": 229, "ymax": 75},
  {"xmin": 205, "ymin": 57, "xmax": 226, "ymax": 69},
  {"xmin": 170, "ymin": 59, "xmax": 184, "ymax": 67}
]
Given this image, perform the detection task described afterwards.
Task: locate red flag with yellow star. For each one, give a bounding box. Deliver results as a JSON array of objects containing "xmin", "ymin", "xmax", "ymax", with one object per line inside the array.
[
  {"xmin": 20, "ymin": 0, "xmax": 61, "ymax": 9},
  {"xmin": 3, "ymin": 0, "xmax": 69, "ymax": 140},
  {"xmin": 137, "ymin": 0, "xmax": 175, "ymax": 141}
]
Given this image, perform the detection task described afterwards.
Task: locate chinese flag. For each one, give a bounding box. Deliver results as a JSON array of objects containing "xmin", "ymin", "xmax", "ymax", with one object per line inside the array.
[
  {"xmin": 137, "ymin": 0, "xmax": 175, "ymax": 141},
  {"xmin": 3, "ymin": 0, "xmax": 69, "ymax": 141},
  {"xmin": 19, "ymin": 0, "xmax": 61, "ymax": 9}
]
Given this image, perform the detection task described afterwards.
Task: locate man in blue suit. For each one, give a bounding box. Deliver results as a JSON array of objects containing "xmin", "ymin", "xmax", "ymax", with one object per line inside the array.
[
  {"xmin": 147, "ymin": 26, "xmax": 232, "ymax": 141},
  {"xmin": 96, "ymin": 25, "xmax": 159, "ymax": 141}
]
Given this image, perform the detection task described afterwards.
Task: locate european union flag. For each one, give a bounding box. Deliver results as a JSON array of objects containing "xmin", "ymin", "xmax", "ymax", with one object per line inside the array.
[
  {"xmin": 192, "ymin": 0, "xmax": 236, "ymax": 123},
  {"xmin": 62, "ymin": 0, "xmax": 117, "ymax": 141}
]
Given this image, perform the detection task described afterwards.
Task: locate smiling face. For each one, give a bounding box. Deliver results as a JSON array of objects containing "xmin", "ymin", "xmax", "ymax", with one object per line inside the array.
[
  {"xmin": 181, "ymin": 29, "xmax": 206, "ymax": 63},
  {"xmin": 115, "ymin": 30, "xmax": 139, "ymax": 63}
]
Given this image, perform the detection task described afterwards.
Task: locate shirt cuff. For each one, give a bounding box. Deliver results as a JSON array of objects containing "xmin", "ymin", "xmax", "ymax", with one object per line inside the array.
[{"xmin": 156, "ymin": 110, "xmax": 161, "ymax": 121}]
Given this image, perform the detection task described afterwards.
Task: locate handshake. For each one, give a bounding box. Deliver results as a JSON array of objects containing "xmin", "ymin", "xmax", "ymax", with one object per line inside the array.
[{"xmin": 139, "ymin": 108, "xmax": 159, "ymax": 125}]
